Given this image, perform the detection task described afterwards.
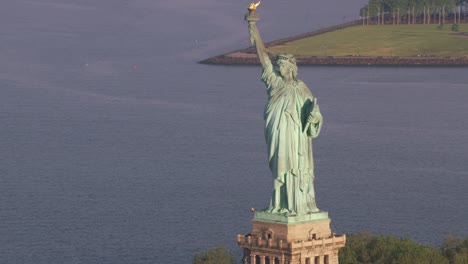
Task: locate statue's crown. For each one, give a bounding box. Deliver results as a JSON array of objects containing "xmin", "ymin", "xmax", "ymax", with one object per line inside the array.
[{"xmin": 277, "ymin": 54, "xmax": 296, "ymax": 66}]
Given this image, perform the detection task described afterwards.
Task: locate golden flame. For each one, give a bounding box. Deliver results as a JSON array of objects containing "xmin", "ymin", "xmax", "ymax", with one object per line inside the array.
[{"xmin": 248, "ymin": 1, "xmax": 261, "ymax": 11}]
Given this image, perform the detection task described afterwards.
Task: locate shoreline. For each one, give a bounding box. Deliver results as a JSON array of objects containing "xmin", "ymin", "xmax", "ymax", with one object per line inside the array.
[
  {"xmin": 200, "ymin": 54, "xmax": 468, "ymax": 67},
  {"xmin": 199, "ymin": 20, "xmax": 468, "ymax": 67}
]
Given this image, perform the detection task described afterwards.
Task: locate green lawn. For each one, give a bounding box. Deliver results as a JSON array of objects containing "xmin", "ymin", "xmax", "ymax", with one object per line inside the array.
[{"xmin": 267, "ymin": 24, "xmax": 468, "ymax": 57}]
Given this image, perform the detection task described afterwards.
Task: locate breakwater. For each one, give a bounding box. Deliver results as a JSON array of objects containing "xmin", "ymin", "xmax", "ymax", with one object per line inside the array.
[{"xmin": 201, "ymin": 54, "xmax": 468, "ymax": 66}]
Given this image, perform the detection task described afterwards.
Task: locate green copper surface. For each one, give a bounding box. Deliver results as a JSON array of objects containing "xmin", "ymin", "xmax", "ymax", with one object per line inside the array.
[{"xmin": 245, "ymin": 11, "xmax": 323, "ymax": 217}]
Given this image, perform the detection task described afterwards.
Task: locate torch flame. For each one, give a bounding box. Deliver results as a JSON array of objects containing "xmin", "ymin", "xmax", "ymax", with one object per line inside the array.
[{"xmin": 248, "ymin": 1, "xmax": 261, "ymax": 12}]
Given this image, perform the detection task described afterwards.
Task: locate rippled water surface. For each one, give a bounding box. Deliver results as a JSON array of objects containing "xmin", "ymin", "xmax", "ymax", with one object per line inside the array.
[{"xmin": 1, "ymin": 0, "xmax": 467, "ymax": 263}]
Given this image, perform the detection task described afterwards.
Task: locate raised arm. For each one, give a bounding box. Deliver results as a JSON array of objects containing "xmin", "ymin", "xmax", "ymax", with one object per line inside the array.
[{"xmin": 245, "ymin": 13, "xmax": 271, "ymax": 69}]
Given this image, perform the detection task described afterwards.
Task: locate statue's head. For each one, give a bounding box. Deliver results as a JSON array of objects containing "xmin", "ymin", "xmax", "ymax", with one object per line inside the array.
[{"xmin": 277, "ymin": 54, "xmax": 298, "ymax": 79}]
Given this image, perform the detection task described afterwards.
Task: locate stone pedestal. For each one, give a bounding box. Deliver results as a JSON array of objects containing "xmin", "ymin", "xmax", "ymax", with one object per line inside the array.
[{"xmin": 237, "ymin": 211, "xmax": 346, "ymax": 264}]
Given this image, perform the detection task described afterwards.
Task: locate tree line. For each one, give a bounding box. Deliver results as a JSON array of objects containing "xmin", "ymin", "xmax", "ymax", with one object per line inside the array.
[
  {"xmin": 339, "ymin": 232, "xmax": 468, "ymax": 264},
  {"xmin": 359, "ymin": 0, "xmax": 468, "ymax": 25}
]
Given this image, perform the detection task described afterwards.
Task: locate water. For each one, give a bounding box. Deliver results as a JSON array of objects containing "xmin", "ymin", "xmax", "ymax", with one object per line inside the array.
[{"xmin": 0, "ymin": 0, "xmax": 467, "ymax": 263}]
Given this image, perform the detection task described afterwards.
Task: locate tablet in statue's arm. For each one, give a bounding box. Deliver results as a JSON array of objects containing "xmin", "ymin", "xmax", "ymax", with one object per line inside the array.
[{"xmin": 302, "ymin": 98, "xmax": 323, "ymax": 138}]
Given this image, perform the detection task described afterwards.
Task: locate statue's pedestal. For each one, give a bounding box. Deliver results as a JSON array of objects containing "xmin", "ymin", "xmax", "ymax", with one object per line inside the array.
[{"xmin": 237, "ymin": 211, "xmax": 346, "ymax": 264}]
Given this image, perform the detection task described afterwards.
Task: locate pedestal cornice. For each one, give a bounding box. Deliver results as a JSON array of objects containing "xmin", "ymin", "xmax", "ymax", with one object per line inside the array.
[{"xmin": 254, "ymin": 211, "xmax": 329, "ymax": 224}]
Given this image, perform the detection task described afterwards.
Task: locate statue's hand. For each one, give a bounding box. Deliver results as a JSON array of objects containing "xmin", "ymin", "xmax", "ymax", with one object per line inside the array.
[
  {"xmin": 308, "ymin": 103, "xmax": 321, "ymax": 124},
  {"xmin": 245, "ymin": 12, "xmax": 259, "ymax": 22},
  {"xmin": 308, "ymin": 114, "xmax": 319, "ymax": 124}
]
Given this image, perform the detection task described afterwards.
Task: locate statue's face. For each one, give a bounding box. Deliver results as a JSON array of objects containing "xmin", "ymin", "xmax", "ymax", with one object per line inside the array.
[{"xmin": 278, "ymin": 63, "xmax": 291, "ymax": 78}]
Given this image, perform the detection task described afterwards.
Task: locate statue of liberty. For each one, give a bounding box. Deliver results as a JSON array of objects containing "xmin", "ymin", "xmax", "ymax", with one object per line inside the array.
[{"xmin": 245, "ymin": 4, "xmax": 323, "ymax": 216}]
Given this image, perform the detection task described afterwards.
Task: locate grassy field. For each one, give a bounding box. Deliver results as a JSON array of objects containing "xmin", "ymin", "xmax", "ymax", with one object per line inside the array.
[{"xmin": 267, "ymin": 24, "xmax": 468, "ymax": 57}]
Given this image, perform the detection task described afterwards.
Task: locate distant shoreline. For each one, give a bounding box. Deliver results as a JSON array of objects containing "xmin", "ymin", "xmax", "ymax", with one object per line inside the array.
[
  {"xmin": 200, "ymin": 54, "xmax": 468, "ymax": 67},
  {"xmin": 199, "ymin": 20, "xmax": 468, "ymax": 67}
]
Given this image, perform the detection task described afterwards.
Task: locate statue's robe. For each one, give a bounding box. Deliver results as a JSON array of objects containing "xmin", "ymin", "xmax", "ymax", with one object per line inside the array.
[{"xmin": 261, "ymin": 62, "xmax": 323, "ymax": 215}]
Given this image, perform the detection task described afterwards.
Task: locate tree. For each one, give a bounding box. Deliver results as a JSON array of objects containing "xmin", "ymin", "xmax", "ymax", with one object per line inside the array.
[
  {"xmin": 368, "ymin": 0, "xmax": 382, "ymax": 24},
  {"xmin": 193, "ymin": 247, "xmax": 236, "ymax": 264},
  {"xmin": 360, "ymin": 0, "xmax": 468, "ymax": 24},
  {"xmin": 441, "ymin": 235, "xmax": 468, "ymax": 264},
  {"xmin": 385, "ymin": 0, "xmax": 399, "ymax": 24},
  {"xmin": 339, "ymin": 232, "xmax": 450, "ymax": 264},
  {"xmin": 394, "ymin": 0, "xmax": 407, "ymax": 24},
  {"xmin": 407, "ymin": 0, "xmax": 417, "ymax": 24},
  {"xmin": 430, "ymin": 0, "xmax": 443, "ymax": 24},
  {"xmin": 436, "ymin": 0, "xmax": 457, "ymax": 24},
  {"xmin": 360, "ymin": 5, "xmax": 369, "ymax": 25},
  {"xmin": 427, "ymin": 0, "xmax": 438, "ymax": 24}
]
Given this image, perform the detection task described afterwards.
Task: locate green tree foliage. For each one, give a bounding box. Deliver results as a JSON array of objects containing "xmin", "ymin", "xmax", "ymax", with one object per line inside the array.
[
  {"xmin": 359, "ymin": 0, "xmax": 464, "ymax": 23},
  {"xmin": 441, "ymin": 235, "xmax": 468, "ymax": 264},
  {"xmin": 368, "ymin": 0, "xmax": 382, "ymax": 16},
  {"xmin": 339, "ymin": 232, "xmax": 458, "ymax": 264},
  {"xmin": 193, "ymin": 247, "xmax": 236, "ymax": 264}
]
